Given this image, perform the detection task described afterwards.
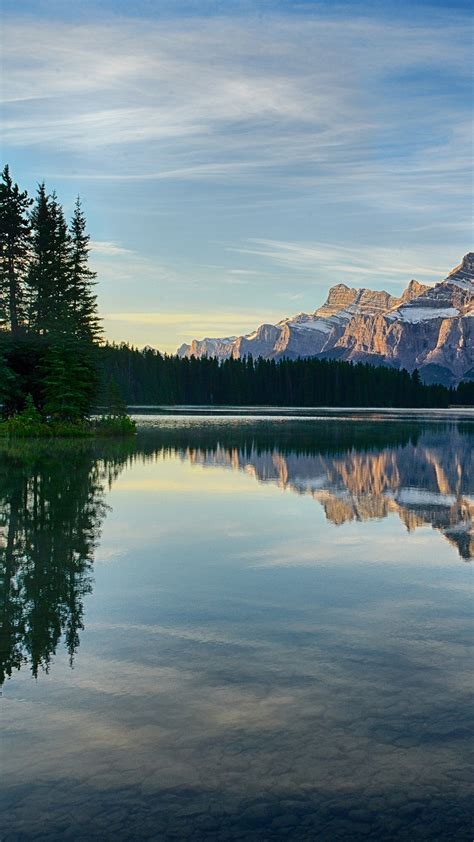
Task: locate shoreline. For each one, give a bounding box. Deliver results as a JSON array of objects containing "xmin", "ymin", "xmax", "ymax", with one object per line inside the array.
[{"xmin": 127, "ymin": 405, "xmax": 474, "ymax": 420}]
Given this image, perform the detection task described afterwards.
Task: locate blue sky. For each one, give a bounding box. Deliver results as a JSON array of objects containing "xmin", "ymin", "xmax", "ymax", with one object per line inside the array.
[{"xmin": 1, "ymin": 0, "xmax": 472, "ymax": 351}]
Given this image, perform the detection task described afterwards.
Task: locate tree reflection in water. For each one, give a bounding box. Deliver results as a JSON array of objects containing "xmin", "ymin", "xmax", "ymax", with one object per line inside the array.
[
  {"xmin": 0, "ymin": 439, "xmax": 135, "ymax": 683},
  {"xmin": 0, "ymin": 419, "xmax": 472, "ymax": 685}
]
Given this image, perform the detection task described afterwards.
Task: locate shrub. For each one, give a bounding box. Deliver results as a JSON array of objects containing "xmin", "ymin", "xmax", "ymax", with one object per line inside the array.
[{"xmin": 93, "ymin": 414, "xmax": 137, "ymax": 436}]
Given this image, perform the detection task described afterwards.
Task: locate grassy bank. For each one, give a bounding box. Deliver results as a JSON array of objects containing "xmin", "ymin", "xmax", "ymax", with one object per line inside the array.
[{"xmin": 0, "ymin": 412, "xmax": 136, "ymax": 438}]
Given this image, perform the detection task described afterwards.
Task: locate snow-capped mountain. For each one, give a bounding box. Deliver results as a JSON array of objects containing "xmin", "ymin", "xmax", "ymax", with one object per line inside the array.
[{"xmin": 177, "ymin": 253, "xmax": 474, "ymax": 384}]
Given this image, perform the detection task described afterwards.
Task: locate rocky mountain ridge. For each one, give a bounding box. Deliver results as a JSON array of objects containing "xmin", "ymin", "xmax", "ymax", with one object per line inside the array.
[{"xmin": 177, "ymin": 253, "xmax": 474, "ymax": 385}]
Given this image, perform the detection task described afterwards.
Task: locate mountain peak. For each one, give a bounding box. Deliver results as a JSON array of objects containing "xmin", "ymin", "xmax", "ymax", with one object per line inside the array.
[
  {"xmin": 395, "ymin": 279, "xmax": 430, "ymax": 305},
  {"xmin": 177, "ymin": 254, "xmax": 473, "ymax": 384},
  {"xmin": 325, "ymin": 282, "xmax": 355, "ymax": 300},
  {"xmin": 407, "ymin": 279, "xmax": 426, "ymax": 293},
  {"xmin": 321, "ymin": 283, "xmax": 395, "ymax": 314},
  {"xmin": 457, "ymin": 252, "xmax": 474, "ymax": 271},
  {"xmin": 318, "ymin": 283, "xmax": 358, "ymax": 316},
  {"xmin": 446, "ymin": 252, "xmax": 474, "ymax": 287}
]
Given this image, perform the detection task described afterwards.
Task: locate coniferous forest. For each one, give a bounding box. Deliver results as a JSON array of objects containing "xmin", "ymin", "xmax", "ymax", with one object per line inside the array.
[
  {"xmin": 99, "ymin": 343, "xmax": 473, "ymax": 408},
  {"xmin": 1, "ymin": 165, "xmax": 473, "ymax": 420},
  {"xmin": 0, "ymin": 165, "xmax": 101, "ymax": 424}
]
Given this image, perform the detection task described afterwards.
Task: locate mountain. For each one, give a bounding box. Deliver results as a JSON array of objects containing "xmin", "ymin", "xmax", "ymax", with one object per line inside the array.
[{"xmin": 177, "ymin": 253, "xmax": 474, "ymax": 385}]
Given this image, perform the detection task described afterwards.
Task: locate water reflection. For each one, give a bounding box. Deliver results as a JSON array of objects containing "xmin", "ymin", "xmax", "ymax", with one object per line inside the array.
[
  {"xmin": 1, "ymin": 418, "xmax": 472, "ymax": 841},
  {"xmin": 0, "ymin": 439, "xmax": 134, "ymax": 683},
  {"xmin": 0, "ymin": 421, "xmax": 472, "ymax": 684},
  {"xmin": 173, "ymin": 424, "xmax": 474, "ymax": 561}
]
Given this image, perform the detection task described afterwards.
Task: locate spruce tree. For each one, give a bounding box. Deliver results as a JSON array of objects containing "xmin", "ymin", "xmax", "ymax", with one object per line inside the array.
[
  {"xmin": 43, "ymin": 341, "xmax": 97, "ymax": 421},
  {"xmin": 105, "ymin": 376, "xmax": 128, "ymax": 416},
  {"xmin": 69, "ymin": 197, "xmax": 101, "ymax": 342},
  {"xmin": 27, "ymin": 186, "xmax": 72, "ymax": 335},
  {"xmin": 0, "ymin": 165, "xmax": 32, "ymax": 333},
  {"xmin": 27, "ymin": 183, "xmax": 54, "ymax": 332},
  {"xmin": 0, "ymin": 348, "xmax": 19, "ymax": 411}
]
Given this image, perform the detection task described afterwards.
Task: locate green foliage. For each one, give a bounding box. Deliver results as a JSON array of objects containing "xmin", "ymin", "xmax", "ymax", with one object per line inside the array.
[
  {"xmin": 0, "ymin": 333, "xmax": 59, "ymax": 416},
  {"xmin": 104, "ymin": 375, "xmax": 129, "ymax": 416},
  {"xmin": 0, "ymin": 369, "xmax": 135, "ymax": 437},
  {"xmin": 69, "ymin": 197, "xmax": 101, "ymax": 342},
  {"xmin": 18, "ymin": 393, "xmax": 41, "ymax": 422},
  {"xmin": 0, "ymin": 413, "xmax": 136, "ymax": 439},
  {"xmin": 93, "ymin": 414, "xmax": 137, "ymax": 436},
  {"xmin": 28, "ymin": 186, "xmax": 73, "ymax": 334},
  {"xmin": 7, "ymin": 393, "xmax": 41, "ymax": 432},
  {"xmin": 42, "ymin": 341, "xmax": 98, "ymax": 422},
  {"xmin": 0, "ymin": 348, "xmax": 20, "ymax": 408},
  {"xmin": 24, "ymin": 185, "xmax": 101, "ymax": 341},
  {"xmin": 0, "ymin": 413, "xmax": 92, "ymax": 439},
  {"xmin": 0, "ymin": 166, "xmax": 117, "ymax": 429}
]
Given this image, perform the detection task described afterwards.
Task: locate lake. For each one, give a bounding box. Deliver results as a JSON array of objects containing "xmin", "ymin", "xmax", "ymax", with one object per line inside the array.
[{"xmin": 1, "ymin": 412, "xmax": 473, "ymax": 841}]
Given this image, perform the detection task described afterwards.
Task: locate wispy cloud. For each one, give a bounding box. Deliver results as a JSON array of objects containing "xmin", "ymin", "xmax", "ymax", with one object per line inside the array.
[
  {"xmin": 1, "ymin": 6, "xmax": 471, "ymax": 349},
  {"xmin": 231, "ymin": 239, "xmax": 459, "ymax": 285},
  {"xmin": 2, "ymin": 13, "xmax": 471, "ymax": 213},
  {"xmin": 90, "ymin": 240, "xmax": 135, "ymax": 256},
  {"xmin": 104, "ymin": 310, "xmax": 281, "ymax": 327},
  {"xmin": 228, "ymin": 269, "xmax": 261, "ymax": 276}
]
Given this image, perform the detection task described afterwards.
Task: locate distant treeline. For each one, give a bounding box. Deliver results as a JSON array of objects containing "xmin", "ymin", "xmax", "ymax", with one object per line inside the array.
[{"xmin": 100, "ymin": 343, "xmax": 474, "ymax": 407}]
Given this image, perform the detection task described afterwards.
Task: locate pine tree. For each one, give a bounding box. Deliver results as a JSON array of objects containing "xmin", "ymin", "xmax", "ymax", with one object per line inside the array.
[
  {"xmin": 27, "ymin": 186, "xmax": 72, "ymax": 335},
  {"xmin": 0, "ymin": 169, "xmax": 109, "ymax": 422},
  {"xmin": 0, "ymin": 348, "xmax": 19, "ymax": 410},
  {"xmin": 69, "ymin": 197, "xmax": 101, "ymax": 342},
  {"xmin": 43, "ymin": 341, "xmax": 97, "ymax": 421},
  {"xmin": 27, "ymin": 183, "xmax": 54, "ymax": 332},
  {"xmin": 0, "ymin": 165, "xmax": 32, "ymax": 333},
  {"xmin": 105, "ymin": 376, "xmax": 128, "ymax": 416}
]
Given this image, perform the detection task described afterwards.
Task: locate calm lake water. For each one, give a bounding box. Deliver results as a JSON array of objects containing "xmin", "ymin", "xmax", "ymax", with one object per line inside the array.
[{"xmin": 1, "ymin": 412, "xmax": 473, "ymax": 841}]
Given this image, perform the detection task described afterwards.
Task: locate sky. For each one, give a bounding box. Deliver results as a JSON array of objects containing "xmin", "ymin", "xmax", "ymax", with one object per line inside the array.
[{"xmin": 1, "ymin": 0, "xmax": 473, "ymax": 352}]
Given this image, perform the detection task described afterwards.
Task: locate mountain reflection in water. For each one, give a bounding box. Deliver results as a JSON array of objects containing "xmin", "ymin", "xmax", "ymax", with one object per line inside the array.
[
  {"xmin": 0, "ymin": 421, "xmax": 472, "ymax": 685},
  {"xmin": 1, "ymin": 417, "xmax": 472, "ymax": 842},
  {"xmin": 179, "ymin": 425, "xmax": 474, "ymax": 561}
]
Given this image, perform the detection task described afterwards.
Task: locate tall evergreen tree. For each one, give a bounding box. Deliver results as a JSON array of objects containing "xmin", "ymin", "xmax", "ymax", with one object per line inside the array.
[
  {"xmin": 0, "ymin": 165, "xmax": 32, "ymax": 333},
  {"xmin": 27, "ymin": 186, "xmax": 72, "ymax": 335},
  {"xmin": 27, "ymin": 183, "xmax": 54, "ymax": 332},
  {"xmin": 69, "ymin": 197, "xmax": 101, "ymax": 342},
  {"xmin": 43, "ymin": 340, "xmax": 97, "ymax": 421},
  {"xmin": 104, "ymin": 376, "xmax": 128, "ymax": 416},
  {"xmin": 0, "ymin": 168, "xmax": 107, "ymax": 421}
]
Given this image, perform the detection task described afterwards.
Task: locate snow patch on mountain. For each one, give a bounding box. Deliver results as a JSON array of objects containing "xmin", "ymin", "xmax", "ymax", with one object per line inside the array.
[
  {"xmin": 292, "ymin": 318, "xmax": 333, "ymax": 333},
  {"xmin": 393, "ymin": 306, "xmax": 460, "ymax": 323}
]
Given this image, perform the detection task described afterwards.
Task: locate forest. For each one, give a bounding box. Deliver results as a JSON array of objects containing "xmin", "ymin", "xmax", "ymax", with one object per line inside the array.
[
  {"xmin": 0, "ymin": 165, "xmax": 102, "ymax": 423},
  {"xmin": 100, "ymin": 342, "xmax": 473, "ymax": 408},
  {"xmin": 1, "ymin": 164, "xmax": 473, "ymax": 419}
]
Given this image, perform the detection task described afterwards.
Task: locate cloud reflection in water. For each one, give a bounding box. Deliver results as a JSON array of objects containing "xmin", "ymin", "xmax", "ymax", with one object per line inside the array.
[{"xmin": 0, "ymin": 418, "xmax": 472, "ymax": 840}]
